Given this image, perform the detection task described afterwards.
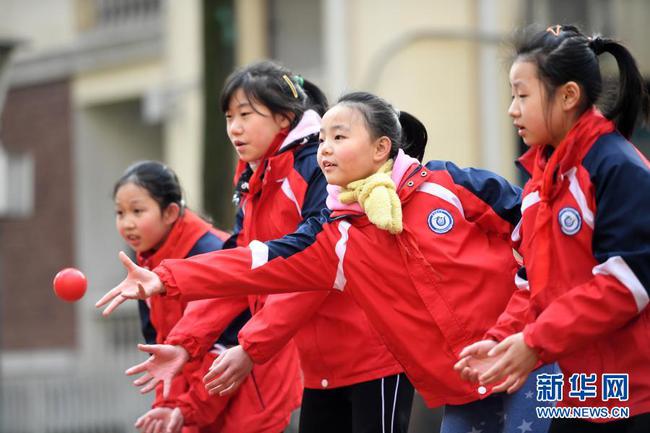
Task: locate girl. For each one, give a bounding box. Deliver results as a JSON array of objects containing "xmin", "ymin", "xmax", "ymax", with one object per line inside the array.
[
  {"xmin": 124, "ymin": 61, "xmax": 414, "ymax": 433},
  {"xmin": 457, "ymin": 25, "xmax": 650, "ymax": 432},
  {"xmin": 113, "ymin": 160, "xmax": 300, "ymax": 433},
  {"xmin": 99, "ymin": 91, "xmax": 553, "ymax": 432}
]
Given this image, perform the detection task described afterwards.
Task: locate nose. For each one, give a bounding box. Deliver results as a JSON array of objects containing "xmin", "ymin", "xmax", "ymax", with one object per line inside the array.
[
  {"xmin": 318, "ymin": 139, "xmax": 332, "ymax": 156},
  {"xmin": 228, "ymin": 118, "xmax": 243, "ymax": 137},
  {"xmin": 508, "ymin": 98, "xmax": 519, "ymax": 118},
  {"xmin": 119, "ymin": 214, "xmax": 136, "ymax": 230}
]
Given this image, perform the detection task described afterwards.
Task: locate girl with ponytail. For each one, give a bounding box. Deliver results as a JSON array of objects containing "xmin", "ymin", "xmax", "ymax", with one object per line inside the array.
[
  {"xmin": 99, "ymin": 90, "xmax": 545, "ymax": 430},
  {"xmin": 457, "ymin": 24, "xmax": 650, "ymax": 432}
]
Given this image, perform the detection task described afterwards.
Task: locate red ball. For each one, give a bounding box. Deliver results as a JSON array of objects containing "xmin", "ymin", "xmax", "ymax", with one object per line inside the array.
[{"xmin": 53, "ymin": 268, "xmax": 87, "ymax": 302}]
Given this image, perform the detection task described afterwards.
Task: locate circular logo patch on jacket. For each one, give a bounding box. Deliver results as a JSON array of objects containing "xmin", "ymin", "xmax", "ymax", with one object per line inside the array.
[
  {"xmin": 558, "ymin": 207, "xmax": 582, "ymax": 235},
  {"xmin": 428, "ymin": 209, "xmax": 454, "ymax": 234}
]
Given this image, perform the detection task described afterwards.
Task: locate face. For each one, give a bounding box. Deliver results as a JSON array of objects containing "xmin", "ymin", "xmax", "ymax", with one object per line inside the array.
[
  {"xmin": 508, "ymin": 60, "xmax": 566, "ymax": 147},
  {"xmin": 114, "ymin": 183, "xmax": 178, "ymax": 253},
  {"xmin": 225, "ymin": 88, "xmax": 290, "ymax": 163},
  {"xmin": 317, "ymin": 104, "xmax": 388, "ymax": 187}
]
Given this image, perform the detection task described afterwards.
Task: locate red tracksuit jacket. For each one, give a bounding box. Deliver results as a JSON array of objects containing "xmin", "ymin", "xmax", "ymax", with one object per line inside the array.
[
  {"xmin": 166, "ymin": 110, "xmax": 402, "ymax": 390},
  {"xmin": 155, "ymin": 150, "xmax": 524, "ymax": 407},
  {"xmin": 487, "ymin": 109, "xmax": 650, "ymax": 419}
]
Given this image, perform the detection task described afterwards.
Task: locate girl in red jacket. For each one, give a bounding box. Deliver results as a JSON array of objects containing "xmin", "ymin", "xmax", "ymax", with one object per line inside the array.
[
  {"xmin": 99, "ymin": 92, "xmax": 554, "ymax": 432},
  {"xmin": 122, "ymin": 62, "xmax": 414, "ymax": 433},
  {"xmin": 113, "ymin": 160, "xmax": 300, "ymax": 433},
  {"xmin": 456, "ymin": 25, "xmax": 650, "ymax": 432}
]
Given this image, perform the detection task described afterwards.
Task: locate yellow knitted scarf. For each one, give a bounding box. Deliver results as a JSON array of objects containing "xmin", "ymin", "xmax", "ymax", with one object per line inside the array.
[{"xmin": 339, "ymin": 160, "xmax": 403, "ymax": 234}]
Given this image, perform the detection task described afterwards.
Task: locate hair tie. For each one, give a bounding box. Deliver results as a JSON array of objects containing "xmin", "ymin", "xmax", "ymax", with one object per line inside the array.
[
  {"xmin": 588, "ymin": 36, "xmax": 606, "ymax": 55},
  {"xmin": 282, "ymin": 74, "xmax": 299, "ymax": 99},
  {"xmin": 546, "ymin": 24, "xmax": 562, "ymax": 37}
]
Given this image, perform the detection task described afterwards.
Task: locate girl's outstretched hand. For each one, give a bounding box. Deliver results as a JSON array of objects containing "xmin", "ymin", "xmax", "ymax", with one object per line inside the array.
[
  {"xmin": 454, "ymin": 339, "xmax": 499, "ymax": 383},
  {"xmin": 478, "ymin": 332, "xmax": 539, "ymax": 394},
  {"xmin": 95, "ymin": 251, "xmax": 165, "ymax": 316},
  {"xmin": 126, "ymin": 344, "xmax": 190, "ymax": 399},
  {"xmin": 135, "ymin": 407, "xmax": 183, "ymax": 433},
  {"xmin": 203, "ymin": 345, "xmax": 254, "ymax": 396}
]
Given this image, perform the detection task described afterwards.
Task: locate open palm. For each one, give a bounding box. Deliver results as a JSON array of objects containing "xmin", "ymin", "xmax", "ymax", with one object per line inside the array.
[{"xmin": 95, "ymin": 251, "xmax": 164, "ymax": 316}]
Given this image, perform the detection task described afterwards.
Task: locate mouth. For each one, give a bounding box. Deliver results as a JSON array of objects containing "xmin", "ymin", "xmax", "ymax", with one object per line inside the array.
[
  {"xmin": 514, "ymin": 124, "xmax": 526, "ymax": 136},
  {"xmin": 125, "ymin": 234, "xmax": 140, "ymax": 244},
  {"xmin": 233, "ymin": 140, "xmax": 246, "ymax": 148},
  {"xmin": 321, "ymin": 160, "xmax": 337, "ymax": 169}
]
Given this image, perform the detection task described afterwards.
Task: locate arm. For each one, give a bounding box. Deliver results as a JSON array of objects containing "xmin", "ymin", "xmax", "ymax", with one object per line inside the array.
[
  {"xmin": 238, "ymin": 292, "xmax": 330, "ymax": 364},
  {"xmin": 425, "ymin": 160, "xmax": 522, "ymax": 237},
  {"xmin": 165, "ymin": 297, "xmax": 250, "ymax": 359}
]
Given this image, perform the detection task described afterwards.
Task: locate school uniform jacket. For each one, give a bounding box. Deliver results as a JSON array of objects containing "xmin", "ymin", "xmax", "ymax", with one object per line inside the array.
[
  {"xmin": 166, "ymin": 110, "xmax": 403, "ymax": 390},
  {"xmin": 486, "ymin": 109, "xmax": 650, "ymax": 418},
  {"xmin": 155, "ymin": 150, "xmax": 523, "ymax": 407}
]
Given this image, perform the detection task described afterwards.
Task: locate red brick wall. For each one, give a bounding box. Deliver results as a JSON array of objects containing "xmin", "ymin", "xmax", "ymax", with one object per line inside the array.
[{"xmin": 0, "ymin": 79, "xmax": 76, "ymax": 350}]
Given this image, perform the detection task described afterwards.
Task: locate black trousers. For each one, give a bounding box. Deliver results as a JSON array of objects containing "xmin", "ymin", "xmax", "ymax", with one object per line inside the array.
[
  {"xmin": 298, "ymin": 373, "xmax": 414, "ymax": 433},
  {"xmin": 549, "ymin": 412, "xmax": 650, "ymax": 433}
]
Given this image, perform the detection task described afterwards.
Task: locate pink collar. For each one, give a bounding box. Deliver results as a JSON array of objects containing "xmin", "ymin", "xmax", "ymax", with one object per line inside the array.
[{"xmin": 326, "ymin": 149, "xmax": 420, "ymax": 213}]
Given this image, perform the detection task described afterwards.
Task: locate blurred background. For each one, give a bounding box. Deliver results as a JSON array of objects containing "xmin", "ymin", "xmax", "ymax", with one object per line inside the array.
[{"xmin": 0, "ymin": 1, "xmax": 648, "ymax": 432}]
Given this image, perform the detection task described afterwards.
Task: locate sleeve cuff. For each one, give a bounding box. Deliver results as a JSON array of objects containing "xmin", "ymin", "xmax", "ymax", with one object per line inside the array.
[
  {"xmin": 523, "ymin": 323, "xmax": 553, "ymax": 363},
  {"xmin": 165, "ymin": 335, "xmax": 203, "ymax": 360},
  {"xmin": 154, "ymin": 265, "xmax": 179, "ymax": 298}
]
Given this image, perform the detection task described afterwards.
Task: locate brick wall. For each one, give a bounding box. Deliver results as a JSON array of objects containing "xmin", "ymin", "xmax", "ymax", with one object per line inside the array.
[{"xmin": 0, "ymin": 79, "xmax": 76, "ymax": 350}]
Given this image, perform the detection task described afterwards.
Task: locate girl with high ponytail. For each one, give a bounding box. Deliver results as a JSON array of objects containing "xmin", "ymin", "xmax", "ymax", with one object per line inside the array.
[{"xmin": 458, "ymin": 24, "xmax": 650, "ymax": 432}]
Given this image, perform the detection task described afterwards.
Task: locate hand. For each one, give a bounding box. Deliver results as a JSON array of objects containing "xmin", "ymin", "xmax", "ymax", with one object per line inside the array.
[
  {"xmin": 134, "ymin": 407, "xmax": 183, "ymax": 433},
  {"xmin": 454, "ymin": 340, "xmax": 499, "ymax": 383},
  {"xmin": 126, "ymin": 344, "xmax": 190, "ymax": 399},
  {"xmin": 479, "ymin": 332, "xmax": 539, "ymax": 394},
  {"xmin": 203, "ymin": 346, "xmax": 254, "ymax": 396},
  {"xmin": 95, "ymin": 251, "xmax": 165, "ymax": 316}
]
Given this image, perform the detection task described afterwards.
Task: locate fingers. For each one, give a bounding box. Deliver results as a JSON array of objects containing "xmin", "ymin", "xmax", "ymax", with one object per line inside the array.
[
  {"xmin": 139, "ymin": 377, "xmax": 161, "ymax": 395},
  {"xmin": 135, "ymin": 413, "xmax": 147, "ymax": 429},
  {"xmin": 203, "ymin": 357, "xmax": 227, "ymax": 383},
  {"xmin": 101, "ymin": 294, "xmax": 127, "ymax": 317},
  {"xmin": 219, "ymin": 380, "xmax": 241, "ymax": 396},
  {"xmin": 487, "ymin": 338, "xmax": 512, "ymax": 358},
  {"xmin": 168, "ymin": 408, "xmax": 183, "ymax": 433},
  {"xmin": 507, "ymin": 377, "xmax": 525, "ymax": 394},
  {"xmin": 95, "ymin": 287, "xmax": 122, "ymax": 309},
  {"xmin": 133, "ymin": 372, "xmax": 154, "ymax": 386},
  {"xmin": 492, "ymin": 375, "xmax": 517, "ymax": 394},
  {"xmin": 458, "ymin": 341, "xmax": 490, "ymax": 358},
  {"xmin": 126, "ymin": 359, "xmax": 149, "ymax": 376},
  {"xmin": 480, "ymin": 357, "xmax": 510, "ymax": 385},
  {"xmin": 453, "ymin": 356, "xmax": 471, "ymax": 371},
  {"xmin": 137, "ymin": 344, "xmax": 160, "ymax": 354},
  {"xmin": 119, "ymin": 250, "xmax": 138, "ymax": 272},
  {"xmin": 162, "ymin": 376, "xmax": 172, "ymax": 399}
]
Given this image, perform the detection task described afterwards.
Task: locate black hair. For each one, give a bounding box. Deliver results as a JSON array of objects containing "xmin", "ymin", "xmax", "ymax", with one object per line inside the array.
[
  {"xmin": 513, "ymin": 24, "xmax": 649, "ymax": 138},
  {"xmin": 220, "ymin": 60, "xmax": 328, "ymax": 129},
  {"xmin": 337, "ymin": 92, "xmax": 428, "ymax": 162},
  {"xmin": 113, "ymin": 160, "xmax": 183, "ymax": 212}
]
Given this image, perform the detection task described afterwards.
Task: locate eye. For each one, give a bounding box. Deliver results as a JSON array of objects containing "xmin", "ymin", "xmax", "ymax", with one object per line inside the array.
[
  {"xmin": 116, "ymin": 210, "xmax": 123, "ymax": 217},
  {"xmin": 334, "ymin": 134, "xmax": 345, "ymax": 140},
  {"xmin": 318, "ymin": 136, "xmax": 324, "ymax": 144},
  {"xmin": 241, "ymin": 111, "xmax": 251, "ymax": 117},
  {"xmin": 133, "ymin": 208, "xmax": 143, "ymax": 215}
]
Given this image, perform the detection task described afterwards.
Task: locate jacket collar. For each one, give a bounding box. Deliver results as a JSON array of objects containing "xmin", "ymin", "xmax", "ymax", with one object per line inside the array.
[
  {"xmin": 327, "ymin": 149, "xmax": 422, "ymax": 216},
  {"xmin": 137, "ymin": 209, "xmax": 211, "ymax": 269}
]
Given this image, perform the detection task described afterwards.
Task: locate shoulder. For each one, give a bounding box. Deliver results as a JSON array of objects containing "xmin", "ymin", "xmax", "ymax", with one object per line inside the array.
[
  {"xmin": 187, "ymin": 231, "xmax": 225, "ymax": 257},
  {"xmin": 582, "ymin": 132, "xmax": 650, "ymax": 190},
  {"xmin": 292, "ymin": 137, "xmax": 322, "ymax": 182}
]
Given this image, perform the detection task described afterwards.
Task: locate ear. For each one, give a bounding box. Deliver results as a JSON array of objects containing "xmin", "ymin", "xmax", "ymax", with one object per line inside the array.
[
  {"xmin": 373, "ymin": 136, "xmax": 392, "ymax": 163},
  {"xmin": 559, "ymin": 81, "xmax": 581, "ymax": 111},
  {"xmin": 162, "ymin": 202, "xmax": 181, "ymax": 225},
  {"xmin": 276, "ymin": 112, "xmax": 294, "ymax": 129}
]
